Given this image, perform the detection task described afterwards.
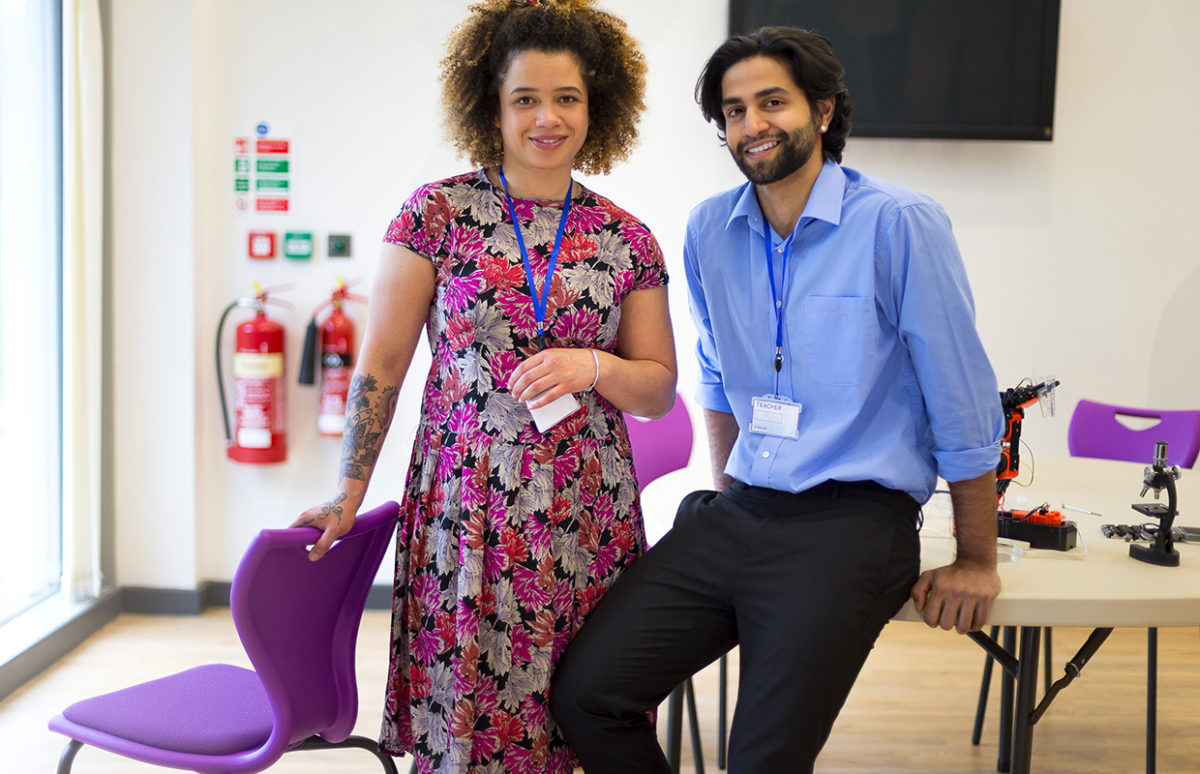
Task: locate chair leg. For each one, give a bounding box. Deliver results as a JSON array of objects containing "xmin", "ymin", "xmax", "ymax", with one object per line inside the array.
[
  {"xmin": 684, "ymin": 677, "xmax": 706, "ymax": 774},
  {"xmin": 295, "ymin": 734, "xmax": 399, "ymax": 774},
  {"xmin": 717, "ymin": 652, "xmax": 728, "ymax": 770},
  {"xmin": 666, "ymin": 683, "xmax": 684, "ymax": 774},
  {"xmin": 971, "ymin": 625, "xmax": 1000, "ymax": 746},
  {"xmin": 57, "ymin": 739, "xmax": 84, "ymax": 774}
]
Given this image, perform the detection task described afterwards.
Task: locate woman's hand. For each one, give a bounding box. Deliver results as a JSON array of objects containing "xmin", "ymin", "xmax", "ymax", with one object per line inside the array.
[
  {"xmin": 509, "ymin": 347, "xmax": 598, "ymax": 408},
  {"xmin": 290, "ymin": 492, "xmax": 361, "ymax": 561}
]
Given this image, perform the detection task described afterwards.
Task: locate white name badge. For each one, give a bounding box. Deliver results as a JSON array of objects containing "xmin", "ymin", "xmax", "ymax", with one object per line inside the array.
[
  {"xmin": 750, "ymin": 395, "xmax": 801, "ymax": 439},
  {"xmin": 528, "ymin": 391, "xmax": 582, "ymax": 433}
]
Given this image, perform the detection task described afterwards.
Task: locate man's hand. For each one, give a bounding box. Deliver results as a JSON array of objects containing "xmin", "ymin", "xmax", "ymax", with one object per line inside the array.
[{"xmin": 911, "ymin": 559, "xmax": 1000, "ymax": 634}]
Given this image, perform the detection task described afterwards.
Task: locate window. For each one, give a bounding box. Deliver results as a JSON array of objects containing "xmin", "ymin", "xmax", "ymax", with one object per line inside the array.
[{"xmin": 0, "ymin": 0, "xmax": 63, "ymax": 626}]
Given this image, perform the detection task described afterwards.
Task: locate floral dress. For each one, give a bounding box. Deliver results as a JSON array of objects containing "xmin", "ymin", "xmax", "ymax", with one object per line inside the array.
[{"xmin": 378, "ymin": 169, "xmax": 667, "ymax": 774}]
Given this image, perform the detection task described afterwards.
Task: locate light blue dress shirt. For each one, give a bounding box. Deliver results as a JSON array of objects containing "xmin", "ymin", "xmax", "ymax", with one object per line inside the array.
[{"xmin": 684, "ymin": 161, "xmax": 1003, "ymax": 503}]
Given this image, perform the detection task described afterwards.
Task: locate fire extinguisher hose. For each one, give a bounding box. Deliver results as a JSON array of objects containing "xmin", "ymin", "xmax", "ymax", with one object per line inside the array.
[{"xmin": 215, "ymin": 300, "xmax": 241, "ymax": 446}]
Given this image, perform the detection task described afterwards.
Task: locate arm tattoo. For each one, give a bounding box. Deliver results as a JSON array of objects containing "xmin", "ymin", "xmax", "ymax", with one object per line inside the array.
[
  {"xmin": 296, "ymin": 492, "xmax": 348, "ymax": 527},
  {"xmin": 340, "ymin": 372, "xmax": 400, "ymax": 481}
]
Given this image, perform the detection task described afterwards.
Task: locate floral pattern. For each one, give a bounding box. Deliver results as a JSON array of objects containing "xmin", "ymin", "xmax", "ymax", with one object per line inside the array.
[{"xmin": 378, "ymin": 169, "xmax": 667, "ymax": 773}]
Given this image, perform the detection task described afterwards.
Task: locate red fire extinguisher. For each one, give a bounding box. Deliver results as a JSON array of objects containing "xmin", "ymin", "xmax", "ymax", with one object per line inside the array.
[
  {"xmin": 299, "ymin": 278, "xmax": 367, "ymax": 436},
  {"xmin": 217, "ymin": 283, "xmax": 290, "ymax": 463}
]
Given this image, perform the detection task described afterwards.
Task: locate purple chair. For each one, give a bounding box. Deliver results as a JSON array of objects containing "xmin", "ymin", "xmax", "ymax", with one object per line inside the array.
[
  {"xmin": 48, "ymin": 501, "xmax": 401, "ymax": 774},
  {"xmin": 624, "ymin": 396, "xmax": 694, "ymax": 489},
  {"xmin": 625, "ymin": 397, "xmax": 719, "ymax": 773},
  {"xmin": 1068, "ymin": 399, "xmax": 1200, "ymax": 468}
]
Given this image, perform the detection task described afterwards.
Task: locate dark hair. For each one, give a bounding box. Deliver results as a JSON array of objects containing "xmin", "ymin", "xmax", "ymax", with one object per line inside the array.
[
  {"xmin": 695, "ymin": 26, "xmax": 853, "ymax": 164},
  {"xmin": 440, "ymin": 0, "xmax": 647, "ymax": 175}
]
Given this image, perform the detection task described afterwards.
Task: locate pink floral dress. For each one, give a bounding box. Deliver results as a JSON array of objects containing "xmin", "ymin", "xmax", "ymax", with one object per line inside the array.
[{"xmin": 378, "ymin": 169, "xmax": 667, "ymax": 773}]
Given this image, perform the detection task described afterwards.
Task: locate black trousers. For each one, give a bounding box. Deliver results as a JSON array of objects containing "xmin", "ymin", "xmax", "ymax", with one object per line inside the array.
[{"xmin": 550, "ymin": 480, "xmax": 921, "ymax": 774}]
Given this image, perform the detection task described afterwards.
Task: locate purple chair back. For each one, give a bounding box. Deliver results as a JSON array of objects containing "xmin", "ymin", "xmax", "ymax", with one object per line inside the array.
[
  {"xmin": 232, "ymin": 501, "xmax": 399, "ymax": 749},
  {"xmin": 624, "ymin": 395, "xmax": 694, "ymax": 488},
  {"xmin": 1067, "ymin": 399, "xmax": 1200, "ymax": 468}
]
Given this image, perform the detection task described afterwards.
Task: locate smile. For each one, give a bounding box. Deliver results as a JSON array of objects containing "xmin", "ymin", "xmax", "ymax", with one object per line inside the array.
[
  {"xmin": 744, "ymin": 139, "xmax": 780, "ymax": 158},
  {"xmin": 531, "ymin": 136, "xmax": 567, "ymax": 149}
]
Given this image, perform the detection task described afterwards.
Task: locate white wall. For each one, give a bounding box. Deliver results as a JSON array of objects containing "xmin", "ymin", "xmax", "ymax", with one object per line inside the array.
[{"xmin": 110, "ymin": 0, "xmax": 1200, "ymax": 589}]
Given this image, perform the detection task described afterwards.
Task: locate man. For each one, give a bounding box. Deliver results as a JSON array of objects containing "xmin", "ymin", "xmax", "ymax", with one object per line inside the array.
[{"xmin": 551, "ymin": 27, "xmax": 1004, "ymax": 773}]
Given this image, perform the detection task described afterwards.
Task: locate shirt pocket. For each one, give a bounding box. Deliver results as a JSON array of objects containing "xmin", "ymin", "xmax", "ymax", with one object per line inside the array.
[{"xmin": 804, "ymin": 296, "xmax": 876, "ymax": 386}]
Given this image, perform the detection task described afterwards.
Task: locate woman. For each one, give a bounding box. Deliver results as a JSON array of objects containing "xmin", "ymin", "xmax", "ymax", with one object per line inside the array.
[{"xmin": 293, "ymin": 1, "xmax": 676, "ymax": 771}]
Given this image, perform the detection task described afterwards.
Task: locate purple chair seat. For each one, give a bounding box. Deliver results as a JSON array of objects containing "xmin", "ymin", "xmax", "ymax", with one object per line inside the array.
[{"xmin": 62, "ymin": 664, "xmax": 272, "ymax": 755}]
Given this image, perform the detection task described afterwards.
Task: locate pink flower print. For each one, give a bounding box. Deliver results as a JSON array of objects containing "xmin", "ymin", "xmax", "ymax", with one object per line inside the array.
[
  {"xmin": 384, "ymin": 209, "xmax": 416, "ymax": 243},
  {"xmin": 521, "ymin": 693, "xmax": 550, "ymax": 735},
  {"xmin": 448, "ymin": 402, "xmax": 478, "ymax": 436},
  {"xmin": 570, "ymin": 202, "xmax": 607, "ymax": 233},
  {"xmin": 412, "ymin": 625, "xmax": 443, "ymax": 664},
  {"xmin": 483, "ymin": 541, "xmax": 507, "ymax": 583},
  {"xmin": 470, "ymin": 723, "xmax": 500, "ymax": 765},
  {"xmin": 445, "ymin": 314, "xmax": 476, "ymax": 352},
  {"xmin": 591, "ymin": 491, "xmax": 615, "ymax": 528},
  {"xmin": 490, "ymin": 350, "xmax": 520, "ymax": 391},
  {"xmin": 619, "ymin": 218, "xmax": 657, "ymax": 262},
  {"xmin": 407, "ymin": 226, "xmax": 443, "ymax": 258},
  {"xmin": 455, "ymin": 602, "xmax": 480, "ymax": 643},
  {"xmin": 592, "ymin": 539, "xmax": 622, "ymax": 578},
  {"xmin": 511, "ymin": 623, "xmax": 534, "ymax": 666},
  {"xmin": 446, "ymin": 223, "xmax": 486, "ymax": 262},
  {"xmin": 523, "ymin": 514, "xmax": 551, "ymax": 556},
  {"xmin": 551, "ymin": 306, "xmax": 601, "ymax": 345},
  {"xmin": 513, "ymin": 563, "xmax": 551, "ymax": 608},
  {"xmin": 410, "ymin": 573, "xmax": 440, "ymax": 612},
  {"xmin": 495, "ymin": 289, "xmax": 538, "ymax": 339},
  {"xmin": 442, "ymin": 270, "xmax": 486, "ymax": 315}
]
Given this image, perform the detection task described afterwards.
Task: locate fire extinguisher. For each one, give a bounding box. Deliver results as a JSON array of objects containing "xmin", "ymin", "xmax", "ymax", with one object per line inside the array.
[
  {"xmin": 299, "ymin": 278, "xmax": 367, "ymax": 436},
  {"xmin": 216, "ymin": 283, "xmax": 291, "ymax": 463}
]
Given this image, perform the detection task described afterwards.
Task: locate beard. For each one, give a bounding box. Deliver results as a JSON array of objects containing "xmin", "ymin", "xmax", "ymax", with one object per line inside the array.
[{"xmin": 731, "ymin": 121, "xmax": 820, "ymax": 185}]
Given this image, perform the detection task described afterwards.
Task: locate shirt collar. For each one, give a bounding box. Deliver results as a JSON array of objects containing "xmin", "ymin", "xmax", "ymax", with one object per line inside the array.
[{"xmin": 727, "ymin": 159, "xmax": 846, "ymax": 237}]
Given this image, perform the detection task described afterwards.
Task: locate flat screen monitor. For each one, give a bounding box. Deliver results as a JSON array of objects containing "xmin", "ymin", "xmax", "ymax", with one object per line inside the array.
[{"xmin": 728, "ymin": 0, "xmax": 1061, "ymax": 141}]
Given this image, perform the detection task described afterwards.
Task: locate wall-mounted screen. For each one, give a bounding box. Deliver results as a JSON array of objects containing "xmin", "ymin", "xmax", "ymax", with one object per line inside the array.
[{"xmin": 729, "ymin": 0, "xmax": 1061, "ymax": 141}]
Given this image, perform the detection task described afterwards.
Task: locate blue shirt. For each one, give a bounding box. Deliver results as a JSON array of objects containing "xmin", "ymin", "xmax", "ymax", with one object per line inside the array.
[{"xmin": 684, "ymin": 161, "xmax": 1003, "ymax": 503}]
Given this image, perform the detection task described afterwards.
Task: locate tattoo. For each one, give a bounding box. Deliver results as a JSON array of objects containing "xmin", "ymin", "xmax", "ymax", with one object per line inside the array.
[
  {"xmin": 297, "ymin": 492, "xmax": 347, "ymax": 527},
  {"xmin": 340, "ymin": 372, "xmax": 400, "ymax": 481}
]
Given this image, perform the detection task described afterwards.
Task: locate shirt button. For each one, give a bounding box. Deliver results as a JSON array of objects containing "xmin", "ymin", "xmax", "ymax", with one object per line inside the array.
[
  {"xmin": 776, "ymin": 301, "xmax": 782, "ymax": 308},
  {"xmin": 762, "ymin": 451, "xmax": 770, "ymax": 458}
]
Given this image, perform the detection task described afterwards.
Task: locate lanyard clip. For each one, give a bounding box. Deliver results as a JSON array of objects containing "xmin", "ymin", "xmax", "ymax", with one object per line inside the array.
[{"xmin": 774, "ymin": 349, "xmax": 783, "ymax": 373}]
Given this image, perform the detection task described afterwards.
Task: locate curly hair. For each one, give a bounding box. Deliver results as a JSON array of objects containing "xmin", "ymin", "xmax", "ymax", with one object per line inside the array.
[
  {"xmin": 695, "ymin": 27, "xmax": 854, "ymax": 164},
  {"xmin": 440, "ymin": 0, "xmax": 647, "ymax": 175}
]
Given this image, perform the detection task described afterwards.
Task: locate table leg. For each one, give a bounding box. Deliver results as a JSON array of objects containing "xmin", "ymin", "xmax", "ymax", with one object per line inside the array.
[
  {"xmin": 1010, "ymin": 626, "xmax": 1042, "ymax": 774},
  {"xmin": 1147, "ymin": 628, "xmax": 1157, "ymax": 774},
  {"xmin": 998, "ymin": 626, "xmax": 1016, "ymax": 773}
]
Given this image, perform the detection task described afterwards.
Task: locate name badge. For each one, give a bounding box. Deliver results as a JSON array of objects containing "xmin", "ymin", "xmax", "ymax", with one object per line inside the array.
[{"xmin": 750, "ymin": 395, "xmax": 801, "ymax": 439}]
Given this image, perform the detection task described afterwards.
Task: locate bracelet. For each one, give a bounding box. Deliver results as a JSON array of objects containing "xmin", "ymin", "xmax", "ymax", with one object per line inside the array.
[{"xmin": 586, "ymin": 348, "xmax": 600, "ymax": 391}]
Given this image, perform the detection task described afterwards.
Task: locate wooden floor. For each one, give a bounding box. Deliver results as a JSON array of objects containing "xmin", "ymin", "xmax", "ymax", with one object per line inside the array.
[{"xmin": 3, "ymin": 610, "xmax": 1197, "ymax": 772}]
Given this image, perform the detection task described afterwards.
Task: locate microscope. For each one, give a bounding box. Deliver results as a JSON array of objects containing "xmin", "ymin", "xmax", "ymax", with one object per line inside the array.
[{"xmin": 1129, "ymin": 440, "xmax": 1182, "ymax": 566}]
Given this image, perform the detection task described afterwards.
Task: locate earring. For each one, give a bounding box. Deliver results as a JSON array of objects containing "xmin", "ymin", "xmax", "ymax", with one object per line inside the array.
[{"xmin": 820, "ymin": 124, "xmax": 827, "ymax": 133}]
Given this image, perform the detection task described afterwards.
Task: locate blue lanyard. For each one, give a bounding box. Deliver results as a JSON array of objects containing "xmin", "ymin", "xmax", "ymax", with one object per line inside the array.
[
  {"xmin": 764, "ymin": 227, "xmax": 794, "ymax": 380},
  {"xmin": 498, "ymin": 165, "xmax": 573, "ymax": 349}
]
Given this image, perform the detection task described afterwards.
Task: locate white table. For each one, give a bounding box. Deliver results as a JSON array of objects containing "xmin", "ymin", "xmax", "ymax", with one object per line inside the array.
[{"xmin": 638, "ymin": 455, "xmax": 1200, "ymax": 773}]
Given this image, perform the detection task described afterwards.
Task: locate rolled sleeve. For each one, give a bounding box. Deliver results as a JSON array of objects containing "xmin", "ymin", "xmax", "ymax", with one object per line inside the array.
[
  {"xmin": 684, "ymin": 218, "xmax": 733, "ymax": 414},
  {"xmin": 889, "ymin": 202, "xmax": 1003, "ymax": 482}
]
